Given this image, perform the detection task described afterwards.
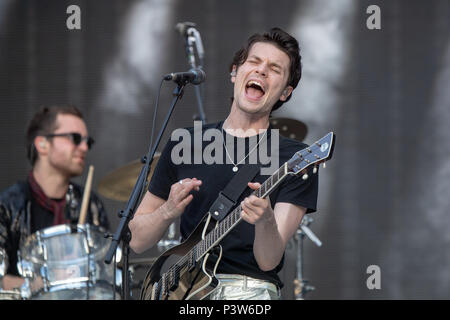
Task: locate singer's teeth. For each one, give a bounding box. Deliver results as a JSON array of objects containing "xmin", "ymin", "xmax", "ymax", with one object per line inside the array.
[{"xmin": 246, "ymin": 80, "xmax": 265, "ymax": 93}]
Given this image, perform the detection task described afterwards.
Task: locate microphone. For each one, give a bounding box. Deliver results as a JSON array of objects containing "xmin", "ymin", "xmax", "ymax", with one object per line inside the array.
[{"xmin": 164, "ymin": 68, "xmax": 206, "ymax": 85}]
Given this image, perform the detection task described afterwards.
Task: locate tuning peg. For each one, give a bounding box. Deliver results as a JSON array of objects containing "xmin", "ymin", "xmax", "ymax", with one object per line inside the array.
[
  {"xmin": 302, "ymin": 173, "xmax": 309, "ymax": 180},
  {"xmin": 313, "ymin": 166, "xmax": 318, "ymax": 174}
]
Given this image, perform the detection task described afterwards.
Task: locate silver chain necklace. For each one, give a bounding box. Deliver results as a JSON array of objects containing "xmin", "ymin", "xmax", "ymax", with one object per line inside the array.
[{"xmin": 221, "ymin": 126, "xmax": 268, "ymax": 172}]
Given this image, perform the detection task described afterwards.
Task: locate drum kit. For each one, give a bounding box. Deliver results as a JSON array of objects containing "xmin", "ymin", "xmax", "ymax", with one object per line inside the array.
[
  {"xmin": 0, "ymin": 226, "xmax": 123, "ymax": 300},
  {"xmin": 0, "ymin": 117, "xmax": 319, "ymax": 300},
  {"xmin": 0, "ymin": 166, "xmax": 123, "ymax": 300}
]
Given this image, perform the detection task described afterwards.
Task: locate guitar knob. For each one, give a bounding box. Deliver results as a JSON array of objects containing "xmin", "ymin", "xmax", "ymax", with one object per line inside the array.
[
  {"xmin": 313, "ymin": 166, "xmax": 318, "ymax": 174},
  {"xmin": 322, "ymin": 162, "xmax": 326, "ymax": 169},
  {"xmin": 302, "ymin": 173, "xmax": 309, "ymax": 180}
]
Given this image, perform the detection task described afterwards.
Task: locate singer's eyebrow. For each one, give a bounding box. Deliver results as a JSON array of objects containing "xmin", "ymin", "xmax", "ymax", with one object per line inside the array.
[{"xmin": 247, "ymin": 54, "xmax": 283, "ymax": 71}]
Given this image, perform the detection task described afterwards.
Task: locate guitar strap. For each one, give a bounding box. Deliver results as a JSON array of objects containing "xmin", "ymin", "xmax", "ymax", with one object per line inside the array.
[{"xmin": 208, "ymin": 164, "xmax": 260, "ymax": 222}]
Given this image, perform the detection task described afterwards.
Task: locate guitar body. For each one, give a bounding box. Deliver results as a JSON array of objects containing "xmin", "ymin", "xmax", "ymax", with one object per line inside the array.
[{"xmin": 140, "ymin": 214, "xmax": 222, "ymax": 300}]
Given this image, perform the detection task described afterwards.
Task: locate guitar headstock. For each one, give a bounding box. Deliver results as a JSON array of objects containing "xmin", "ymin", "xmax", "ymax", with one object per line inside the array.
[{"xmin": 287, "ymin": 132, "xmax": 335, "ymax": 175}]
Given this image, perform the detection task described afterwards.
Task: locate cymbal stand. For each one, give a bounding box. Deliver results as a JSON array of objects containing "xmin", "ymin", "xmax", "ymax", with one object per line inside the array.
[{"xmin": 294, "ymin": 215, "xmax": 322, "ymax": 300}]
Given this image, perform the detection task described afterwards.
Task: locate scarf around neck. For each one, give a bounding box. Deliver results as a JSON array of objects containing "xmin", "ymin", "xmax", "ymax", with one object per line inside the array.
[{"xmin": 28, "ymin": 171, "xmax": 69, "ymax": 225}]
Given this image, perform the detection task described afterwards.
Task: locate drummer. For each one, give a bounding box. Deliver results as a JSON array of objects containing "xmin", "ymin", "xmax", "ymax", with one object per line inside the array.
[{"xmin": 0, "ymin": 105, "xmax": 110, "ymax": 292}]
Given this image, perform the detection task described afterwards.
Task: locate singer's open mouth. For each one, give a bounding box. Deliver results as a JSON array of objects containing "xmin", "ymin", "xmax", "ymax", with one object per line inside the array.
[{"xmin": 245, "ymin": 79, "xmax": 266, "ymax": 100}]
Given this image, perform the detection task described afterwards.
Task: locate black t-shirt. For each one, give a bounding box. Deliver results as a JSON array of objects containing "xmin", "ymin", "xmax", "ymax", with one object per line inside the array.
[{"xmin": 148, "ymin": 121, "xmax": 319, "ymax": 288}]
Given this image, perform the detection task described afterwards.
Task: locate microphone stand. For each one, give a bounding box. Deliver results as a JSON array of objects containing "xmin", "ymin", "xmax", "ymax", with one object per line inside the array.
[
  {"xmin": 293, "ymin": 215, "xmax": 322, "ymax": 300},
  {"xmin": 183, "ymin": 27, "xmax": 206, "ymax": 124},
  {"xmin": 104, "ymin": 81, "xmax": 186, "ymax": 300}
]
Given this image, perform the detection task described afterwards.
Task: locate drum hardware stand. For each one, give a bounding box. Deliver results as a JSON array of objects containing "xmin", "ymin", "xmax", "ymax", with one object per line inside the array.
[
  {"xmin": 103, "ymin": 232, "xmax": 122, "ymax": 300},
  {"xmin": 293, "ymin": 215, "xmax": 322, "ymax": 300},
  {"xmin": 157, "ymin": 222, "xmax": 180, "ymax": 251},
  {"xmin": 104, "ymin": 80, "xmax": 189, "ymax": 300},
  {"xmin": 84, "ymin": 227, "xmax": 93, "ymax": 300}
]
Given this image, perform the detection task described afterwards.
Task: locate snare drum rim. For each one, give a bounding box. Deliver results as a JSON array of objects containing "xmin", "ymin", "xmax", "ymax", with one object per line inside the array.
[
  {"xmin": 30, "ymin": 280, "xmax": 120, "ymax": 300},
  {"xmin": 22, "ymin": 224, "xmax": 107, "ymax": 246},
  {"xmin": 19, "ymin": 224, "xmax": 108, "ymax": 262}
]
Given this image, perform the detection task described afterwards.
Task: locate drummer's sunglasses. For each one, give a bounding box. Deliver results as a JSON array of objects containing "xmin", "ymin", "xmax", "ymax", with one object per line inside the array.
[{"xmin": 45, "ymin": 132, "xmax": 95, "ymax": 149}]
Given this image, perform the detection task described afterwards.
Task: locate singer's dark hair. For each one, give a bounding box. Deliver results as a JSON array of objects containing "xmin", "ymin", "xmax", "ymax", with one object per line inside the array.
[
  {"xmin": 26, "ymin": 105, "xmax": 84, "ymax": 166},
  {"xmin": 229, "ymin": 27, "xmax": 302, "ymax": 112}
]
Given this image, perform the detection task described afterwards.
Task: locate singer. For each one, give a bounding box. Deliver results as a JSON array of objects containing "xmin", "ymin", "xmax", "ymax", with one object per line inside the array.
[{"xmin": 129, "ymin": 27, "xmax": 319, "ymax": 300}]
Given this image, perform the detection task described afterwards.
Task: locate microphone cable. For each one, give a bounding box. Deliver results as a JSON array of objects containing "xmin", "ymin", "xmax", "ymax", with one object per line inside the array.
[{"xmin": 141, "ymin": 77, "xmax": 165, "ymax": 201}]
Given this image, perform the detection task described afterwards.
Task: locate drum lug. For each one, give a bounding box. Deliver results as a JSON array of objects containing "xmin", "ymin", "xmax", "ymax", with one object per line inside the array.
[
  {"xmin": 40, "ymin": 265, "xmax": 50, "ymax": 291},
  {"xmin": 89, "ymin": 259, "xmax": 97, "ymax": 283},
  {"xmin": 37, "ymin": 232, "xmax": 45, "ymax": 257},
  {"xmin": 16, "ymin": 255, "xmax": 34, "ymax": 278}
]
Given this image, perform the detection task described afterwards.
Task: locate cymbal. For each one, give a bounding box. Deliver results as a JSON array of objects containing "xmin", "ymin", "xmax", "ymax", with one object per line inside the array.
[
  {"xmin": 98, "ymin": 153, "xmax": 160, "ymax": 202},
  {"xmin": 270, "ymin": 117, "xmax": 308, "ymax": 142}
]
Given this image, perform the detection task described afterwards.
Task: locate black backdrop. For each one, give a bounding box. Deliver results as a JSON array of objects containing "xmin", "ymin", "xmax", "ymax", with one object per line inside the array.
[{"xmin": 1, "ymin": 0, "xmax": 450, "ymax": 299}]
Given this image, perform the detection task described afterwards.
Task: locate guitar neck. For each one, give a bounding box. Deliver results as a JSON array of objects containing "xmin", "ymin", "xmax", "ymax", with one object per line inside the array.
[{"xmin": 194, "ymin": 162, "xmax": 290, "ymax": 261}]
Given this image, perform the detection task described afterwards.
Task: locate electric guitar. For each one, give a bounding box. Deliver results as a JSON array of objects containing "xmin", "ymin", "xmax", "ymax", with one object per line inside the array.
[{"xmin": 140, "ymin": 132, "xmax": 336, "ymax": 300}]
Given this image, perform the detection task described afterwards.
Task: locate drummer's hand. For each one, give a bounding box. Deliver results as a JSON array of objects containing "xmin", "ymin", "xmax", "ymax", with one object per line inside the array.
[
  {"xmin": 30, "ymin": 276, "xmax": 44, "ymax": 292},
  {"xmin": 161, "ymin": 178, "xmax": 202, "ymax": 220},
  {"xmin": 1, "ymin": 274, "xmax": 25, "ymax": 291}
]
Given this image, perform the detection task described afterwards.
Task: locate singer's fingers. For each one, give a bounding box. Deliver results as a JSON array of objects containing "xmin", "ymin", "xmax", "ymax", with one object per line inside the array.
[
  {"xmin": 178, "ymin": 194, "xmax": 194, "ymax": 210},
  {"xmin": 174, "ymin": 179, "xmax": 202, "ymax": 202},
  {"xmin": 247, "ymin": 182, "xmax": 261, "ymax": 190}
]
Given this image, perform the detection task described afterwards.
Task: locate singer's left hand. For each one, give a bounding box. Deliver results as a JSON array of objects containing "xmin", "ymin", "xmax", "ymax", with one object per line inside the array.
[{"xmin": 240, "ymin": 182, "xmax": 275, "ymax": 225}]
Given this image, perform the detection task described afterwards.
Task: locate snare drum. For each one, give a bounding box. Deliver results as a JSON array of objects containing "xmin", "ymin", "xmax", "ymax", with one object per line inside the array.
[{"xmin": 17, "ymin": 224, "xmax": 120, "ymax": 300}]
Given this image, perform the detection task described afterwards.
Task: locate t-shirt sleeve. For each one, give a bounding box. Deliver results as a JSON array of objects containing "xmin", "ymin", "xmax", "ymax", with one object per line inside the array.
[
  {"xmin": 275, "ymin": 141, "xmax": 319, "ymax": 213},
  {"xmin": 148, "ymin": 139, "xmax": 178, "ymax": 200},
  {"xmin": 274, "ymin": 164, "xmax": 319, "ymax": 214}
]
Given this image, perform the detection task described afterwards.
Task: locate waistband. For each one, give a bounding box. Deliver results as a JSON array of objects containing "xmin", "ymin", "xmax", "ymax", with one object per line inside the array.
[{"xmin": 215, "ymin": 274, "xmax": 279, "ymax": 293}]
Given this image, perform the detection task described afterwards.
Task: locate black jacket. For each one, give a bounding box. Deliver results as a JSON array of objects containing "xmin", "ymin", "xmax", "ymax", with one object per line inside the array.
[{"xmin": 0, "ymin": 181, "xmax": 109, "ymax": 276}]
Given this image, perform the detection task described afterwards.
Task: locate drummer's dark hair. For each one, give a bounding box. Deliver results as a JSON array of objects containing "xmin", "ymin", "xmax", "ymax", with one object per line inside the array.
[
  {"xmin": 229, "ymin": 27, "xmax": 302, "ymax": 112},
  {"xmin": 26, "ymin": 105, "xmax": 84, "ymax": 166}
]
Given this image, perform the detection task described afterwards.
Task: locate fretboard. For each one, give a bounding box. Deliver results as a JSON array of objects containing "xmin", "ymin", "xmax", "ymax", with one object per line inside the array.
[{"xmin": 193, "ymin": 162, "xmax": 289, "ymax": 261}]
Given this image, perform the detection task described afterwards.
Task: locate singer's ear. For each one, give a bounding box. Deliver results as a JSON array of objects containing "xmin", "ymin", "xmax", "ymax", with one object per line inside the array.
[
  {"xmin": 230, "ymin": 66, "xmax": 237, "ymax": 82},
  {"xmin": 279, "ymin": 86, "xmax": 294, "ymax": 101}
]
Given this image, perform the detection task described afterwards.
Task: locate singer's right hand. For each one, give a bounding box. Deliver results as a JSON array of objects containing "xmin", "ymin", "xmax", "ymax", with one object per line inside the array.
[{"xmin": 161, "ymin": 178, "xmax": 202, "ymax": 220}]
